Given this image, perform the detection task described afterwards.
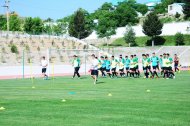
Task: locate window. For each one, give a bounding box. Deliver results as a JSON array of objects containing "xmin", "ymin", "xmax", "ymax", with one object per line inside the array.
[{"xmin": 170, "ymin": 6, "xmax": 173, "ymax": 11}]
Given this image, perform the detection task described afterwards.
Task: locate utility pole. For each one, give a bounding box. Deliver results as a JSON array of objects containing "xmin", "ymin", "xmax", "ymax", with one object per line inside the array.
[{"xmin": 2, "ymin": 0, "xmax": 10, "ymax": 31}]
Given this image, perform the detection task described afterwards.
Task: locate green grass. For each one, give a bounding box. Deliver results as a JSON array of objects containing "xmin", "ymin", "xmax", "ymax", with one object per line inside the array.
[
  {"xmin": 0, "ymin": 72, "xmax": 190, "ymax": 126},
  {"xmin": 108, "ymin": 34, "xmax": 190, "ymax": 47}
]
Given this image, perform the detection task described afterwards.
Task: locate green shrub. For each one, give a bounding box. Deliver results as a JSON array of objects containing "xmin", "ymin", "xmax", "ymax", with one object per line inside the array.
[
  {"xmin": 1, "ymin": 47, "xmax": 6, "ymax": 53},
  {"xmin": 25, "ymin": 44, "xmax": 30, "ymax": 52},
  {"xmin": 1, "ymin": 55, "xmax": 6, "ymax": 63},
  {"xmin": 37, "ymin": 46, "xmax": 40, "ymax": 51},
  {"xmin": 10, "ymin": 44, "xmax": 18, "ymax": 54},
  {"xmin": 175, "ymin": 12, "xmax": 180, "ymax": 19},
  {"xmin": 175, "ymin": 32, "xmax": 185, "ymax": 45},
  {"xmin": 124, "ymin": 26, "xmax": 136, "ymax": 47}
]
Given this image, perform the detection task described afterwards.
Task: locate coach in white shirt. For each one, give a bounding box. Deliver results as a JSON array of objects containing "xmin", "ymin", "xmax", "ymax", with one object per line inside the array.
[
  {"xmin": 91, "ymin": 54, "xmax": 99, "ymax": 84},
  {"xmin": 41, "ymin": 56, "xmax": 48, "ymax": 79}
]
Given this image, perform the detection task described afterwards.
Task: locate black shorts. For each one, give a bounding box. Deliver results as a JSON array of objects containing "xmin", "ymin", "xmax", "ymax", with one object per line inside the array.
[
  {"xmin": 106, "ymin": 69, "xmax": 110, "ymax": 72},
  {"xmin": 143, "ymin": 66, "xmax": 148, "ymax": 71},
  {"xmin": 168, "ymin": 67, "xmax": 172, "ymax": 71},
  {"xmin": 174, "ymin": 63, "xmax": 178, "ymax": 68},
  {"xmin": 152, "ymin": 66, "xmax": 157, "ymax": 70},
  {"xmin": 111, "ymin": 68, "xmax": 116, "ymax": 72},
  {"xmin": 126, "ymin": 67, "xmax": 129, "ymax": 71},
  {"xmin": 156, "ymin": 65, "xmax": 159, "ymax": 69},
  {"xmin": 163, "ymin": 67, "xmax": 167, "ymax": 70},
  {"xmin": 135, "ymin": 65, "xmax": 139, "ymax": 70},
  {"xmin": 130, "ymin": 68, "xmax": 135, "ymax": 71},
  {"xmin": 101, "ymin": 67, "xmax": 106, "ymax": 71},
  {"xmin": 147, "ymin": 66, "xmax": 151, "ymax": 70},
  {"xmin": 143, "ymin": 67, "xmax": 145, "ymax": 70},
  {"xmin": 119, "ymin": 68, "xmax": 124, "ymax": 72},
  {"xmin": 42, "ymin": 68, "xmax": 46, "ymax": 73},
  {"xmin": 91, "ymin": 70, "xmax": 98, "ymax": 76}
]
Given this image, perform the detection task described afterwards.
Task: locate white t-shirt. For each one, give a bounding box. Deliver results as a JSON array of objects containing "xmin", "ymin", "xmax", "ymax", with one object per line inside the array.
[
  {"xmin": 91, "ymin": 59, "xmax": 99, "ymax": 70},
  {"xmin": 41, "ymin": 60, "xmax": 48, "ymax": 68}
]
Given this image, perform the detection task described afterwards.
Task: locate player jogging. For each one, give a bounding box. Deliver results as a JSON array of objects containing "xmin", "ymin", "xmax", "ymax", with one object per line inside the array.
[
  {"xmin": 90, "ymin": 54, "xmax": 99, "ymax": 84},
  {"xmin": 142, "ymin": 54, "xmax": 149, "ymax": 78},
  {"xmin": 100, "ymin": 56, "xmax": 106, "ymax": 77},
  {"xmin": 151, "ymin": 52, "xmax": 159, "ymax": 78},
  {"xmin": 72, "ymin": 55, "xmax": 81, "ymax": 79},
  {"xmin": 129, "ymin": 55, "xmax": 135, "ymax": 78},
  {"xmin": 41, "ymin": 56, "xmax": 48, "ymax": 80},
  {"xmin": 159, "ymin": 55, "xmax": 164, "ymax": 75},
  {"xmin": 125, "ymin": 56, "xmax": 130, "ymax": 77},
  {"xmin": 111, "ymin": 56, "xmax": 118, "ymax": 78},
  {"xmin": 174, "ymin": 54, "xmax": 180, "ymax": 73},
  {"xmin": 118, "ymin": 56, "xmax": 125, "ymax": 77},
  {"xmin": 166, "ymin": 53, "xmax": 175, "ymax": 79},
  {"xmin": 146, "ymin": 54, "xmax": 153, "ymax": 77},
  {"xmin": 134, "ymin": 54, "xmax": 140, "ymax": 78},
  {"xmin": 105, "ymin": 56, "xmax": 112, "ymax": 78}
]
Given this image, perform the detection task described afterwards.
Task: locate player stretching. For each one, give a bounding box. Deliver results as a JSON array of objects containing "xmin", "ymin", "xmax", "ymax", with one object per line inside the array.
[
  {"xmin": 125, "ymin": 56, "xmax": 130, "ymax": 77},
  {"xmin": 72, "ymin": 55, "xmax": 81, "ymax": 79},
  {"xmin": 151, "ymin": 52, "xmax": 159, "ymax": 78},
  {"xmin": 91, "ymin": 54, "xmax": 99, "ymax": 84},
  {"xmin": 41, "ymin": 56, "xmax": 48, "ymax": 80},
  {"xmin": 174, "ymin": 54, "xmax": 180, "ymax": 73}
]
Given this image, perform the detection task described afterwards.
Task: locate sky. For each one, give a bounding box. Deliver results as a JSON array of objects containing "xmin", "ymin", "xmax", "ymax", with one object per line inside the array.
[{"xmin": 0, "ymin": 0, "xmax": 149, "ymax": 20}]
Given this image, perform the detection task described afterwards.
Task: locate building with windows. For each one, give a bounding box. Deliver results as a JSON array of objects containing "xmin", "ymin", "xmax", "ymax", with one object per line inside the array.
[{"xmin": 168, "ymin": 3, "xmax": 184, "ymax": 15}]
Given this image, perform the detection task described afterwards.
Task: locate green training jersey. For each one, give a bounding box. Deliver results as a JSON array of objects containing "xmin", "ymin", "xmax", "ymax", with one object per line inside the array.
[{"xmin": 73, "ymin": 58, "xmax": 80, "ymax": 67}]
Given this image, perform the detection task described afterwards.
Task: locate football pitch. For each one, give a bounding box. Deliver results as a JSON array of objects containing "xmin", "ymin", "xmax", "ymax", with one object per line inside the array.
[{"xmin": 0, "ymin": 72, "xmax": 190, "ymax": 126}]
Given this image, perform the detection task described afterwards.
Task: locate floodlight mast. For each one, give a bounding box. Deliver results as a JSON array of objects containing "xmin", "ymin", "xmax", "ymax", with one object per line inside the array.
[{"xmin": 2, "ymin": 0, "xmax": 10, "ymax": 31}]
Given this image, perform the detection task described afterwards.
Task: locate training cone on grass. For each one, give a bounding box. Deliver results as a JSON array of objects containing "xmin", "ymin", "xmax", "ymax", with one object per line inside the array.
[
  {"xmin": 61, "ymin": 99, "xmax": 66, "ymax": 102},
  {"xmin": 146, "ymin": 89, "xmax": 151, "ymax": 93},
  {"xmin": 0, "ymin": 107, "xmax": 5, "ymax": 110},
  {"xmin": 69, "ymin": 92, "xmax": 76, "ymax": 95},
  {"xmin": 108, "ymin": 93, "xmax": 112, "ymax": 96}
]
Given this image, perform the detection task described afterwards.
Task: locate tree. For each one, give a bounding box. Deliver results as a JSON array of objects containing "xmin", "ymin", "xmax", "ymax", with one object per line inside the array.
[
  {"xmin": 0, "ymin": 15, "xmax": 7, "ymax": 30},
  {"xmin": 96, "ymin": 11, "xmax": 116, "ymax": 38},
  {"xmin": 24, "ymin": 17, "xmax": 33, "ymax": 34},
  {"xmin": 175, "ymin": 32, "xmax": 185, "ymax": 45},
  {"xmin": 52, "ymin": 23, "xmax": 67, "ymax": 35},
  {"xmin": 142, "ymin": 12, "xmax": 163, "ymax": 46},
  {"xmin": 31, "ymin": 17, "xmax": 43, "ymax": 35},
  {"xmin": 154, "ymin": 0, "xmax": 174, "ymax": 14},
  {"xmin": 68, "ymin": 9, "xmax": 92, "ymax": 39},
  {"xmin": 114, "ymin": 2, "xmax": 138, "ymax": 27},
  {"xmin": 183, "ymin": 0, "xmax": 190, "ymax": 19},
  {"xmin": 9, "ymin": 15, "xmax": 22, "ymax": 31},
  {"xmin": 100, "ymin": 2, "xmax": 114, "ymax": 11},
  {"xmin": 24, "ymin": 17, "xmax": 43, "ymax": 34},
  {"xmin": 124, "ymin": 26, "xmax": 136, "ymax": 47},
  {"xmin": 135, "ymin": 4, "xmax": 148, "ymax": 15}
]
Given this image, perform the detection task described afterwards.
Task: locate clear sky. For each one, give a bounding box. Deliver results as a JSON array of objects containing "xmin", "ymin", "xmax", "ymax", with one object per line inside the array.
[{"xmin": 0, "ymin": 0, "xmax": 149, "ymax": 20}]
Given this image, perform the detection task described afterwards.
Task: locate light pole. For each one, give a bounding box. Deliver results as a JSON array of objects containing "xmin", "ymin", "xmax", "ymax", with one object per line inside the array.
[{"xmin": 2, "ymin": 0, "xmax": 10, "ymax": 31}]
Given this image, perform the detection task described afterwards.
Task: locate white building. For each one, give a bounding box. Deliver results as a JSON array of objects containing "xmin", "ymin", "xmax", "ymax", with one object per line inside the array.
[
  {"xmin": 168, "ymin": 3, "xmax": 184, "ymax": 15},
  {"xmin": 145, "ymin": 0, "xmax": 161, "ymax": 10}
]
